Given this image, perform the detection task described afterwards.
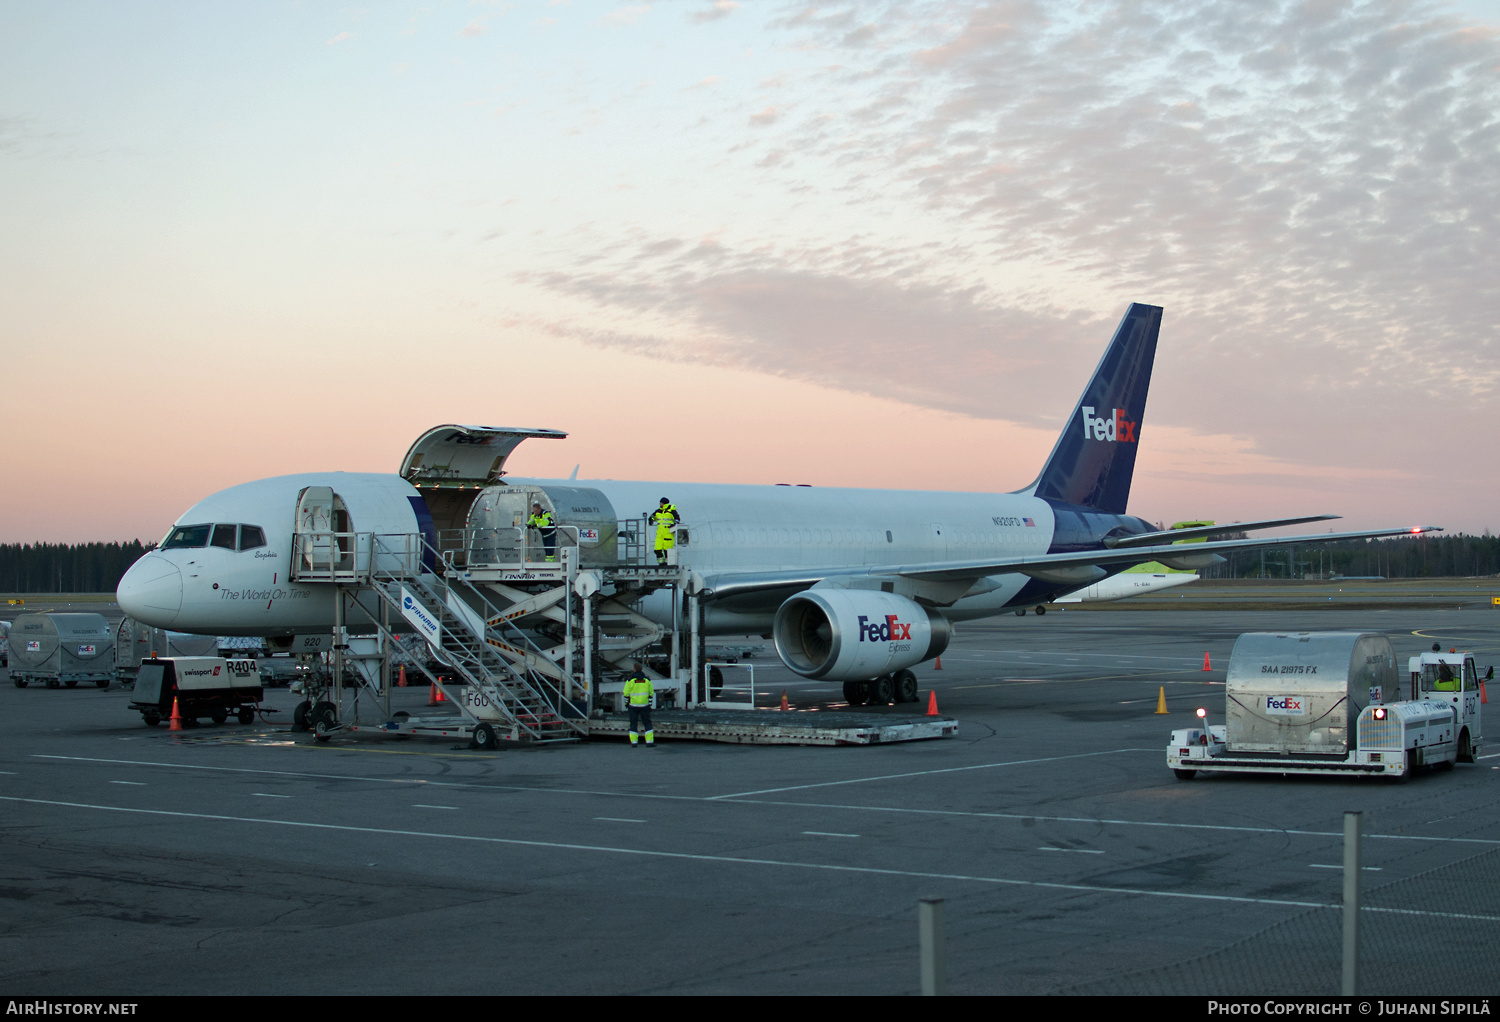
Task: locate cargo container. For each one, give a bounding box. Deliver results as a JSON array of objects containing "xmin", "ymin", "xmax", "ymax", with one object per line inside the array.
[
  {"xmin": 113, "ymin": 619, "xmax": 218, "ymax": 687},
  {"xmin": 1224, "ymin": 631, "xmax": 1397, "ymax": 756},
  {"xmin": 8, "ymin": 612, "xmax": 114, "ymax": 688}
]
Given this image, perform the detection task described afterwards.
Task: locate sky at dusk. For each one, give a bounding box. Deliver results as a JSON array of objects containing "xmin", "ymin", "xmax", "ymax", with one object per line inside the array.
[{"xmin": 2, "ymin": 0, "xmax": 1496, "ymax": 543}]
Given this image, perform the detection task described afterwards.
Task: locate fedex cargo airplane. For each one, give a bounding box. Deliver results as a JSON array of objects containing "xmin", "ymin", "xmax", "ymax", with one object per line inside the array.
[{"xmin": 117, "ymin": 303, "xmax": 1436, "ymax": 696}]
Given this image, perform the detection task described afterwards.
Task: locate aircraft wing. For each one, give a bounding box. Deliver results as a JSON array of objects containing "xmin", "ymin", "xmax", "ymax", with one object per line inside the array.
[
  {"xmin": 696, "ymin": 525, "xmax": 1441, "ymax": 602},
  {"xmin": 1103, "ymin": 515, "xmax": 1338, "ymax": 548}
]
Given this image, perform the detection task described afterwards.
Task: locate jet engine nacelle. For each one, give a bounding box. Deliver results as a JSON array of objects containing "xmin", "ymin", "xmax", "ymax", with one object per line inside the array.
[{"xmin": 772, "ymin": 589, "xmax": 952, "ymax": 682}]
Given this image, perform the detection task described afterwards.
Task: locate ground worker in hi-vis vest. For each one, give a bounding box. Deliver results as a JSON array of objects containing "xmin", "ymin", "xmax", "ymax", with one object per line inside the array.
[
  {"xmin": 623, "ymin": 670, "xmax": 655, "ymax": 746},
  {"xmin": 651, "ymin": 498, "xmax": 680, "ymax": 565},
  {"xmin": 528, "ymin": 502, "xmax": 557, "ymax": 562}
]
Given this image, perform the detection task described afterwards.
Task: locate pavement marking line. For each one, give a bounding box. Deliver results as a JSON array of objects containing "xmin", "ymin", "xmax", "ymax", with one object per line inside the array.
[
  {"xmin": 729, "ymin": 797, "xmax": 1500, "ymax": 847},
  {"xmin": 1040, "ymin": 847, "xmax": 1103, "ymax": 854},
  {"xmin": 5, "ymin": 793, "xmax": 1459, "ymax": 919},
  {"xmin": 109, "ymin": 781, "xmax": 146, "ymax": 786},
  {"xmin": 414, "ymin": 805, "xmax": 458, "ymax": 810},
  {"xmin": 803, "ymin": 831, "xmax": 859, "ymax": 838},
  {"xmin": 1478, "ymin": 753, "xmax": 1500, "ymax": 761},
  {"xmin": 942, "ymin": 648, "xmax": 1195, "ymax": 663},
  {"xmin": 31, "ymin": 754, "xmax": 708, "ymax": 804},
  {"xmin": 0, "ymin": 771, "xmax": 18, "ymax": 775},
  {"xmin": 950, "ymin": 670, "xmax": 1213, "ymax": 690},
  {"xmin": 252, "ymin": 793, "xmax": 292, "ymax": 798},
  {"xmin": 595, "ymin": 818, "xmax": 647, "ymax": 823},
  {"xmin": 709, "ymin": 748, "xmax": 1148, "ymax": 799},
  {"xmin": 1309, "ymin": 865, "xmax": 1381, "ymax": 871},
  {"xmin": 37, "ymin": 753, "xmax": 1492, "ymax": 848}
]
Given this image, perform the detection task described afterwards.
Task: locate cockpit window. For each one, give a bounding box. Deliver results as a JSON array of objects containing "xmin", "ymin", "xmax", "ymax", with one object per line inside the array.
[
  {"xmin": 211, "ymin": 524, "xmax": 238, "ymax": 550},
  {"xmin": 239, "ymin": 526, "xmax": 267, "ymax": 551},
  {"xmin": 161, "ymin": 525, "xmax": 212, "ymax": 549}
]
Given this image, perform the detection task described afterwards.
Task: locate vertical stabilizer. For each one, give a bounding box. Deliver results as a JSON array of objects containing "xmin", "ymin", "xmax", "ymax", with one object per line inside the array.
[{"xmin": 1030, "ymin": 303, "xmax": 1161, "ymax": 513}]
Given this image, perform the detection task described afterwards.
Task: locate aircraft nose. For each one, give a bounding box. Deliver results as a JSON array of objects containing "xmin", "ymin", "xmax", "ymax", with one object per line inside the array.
[{"xmin": 116, "ymin": 554, "xmax": 182, "ymax": 626}]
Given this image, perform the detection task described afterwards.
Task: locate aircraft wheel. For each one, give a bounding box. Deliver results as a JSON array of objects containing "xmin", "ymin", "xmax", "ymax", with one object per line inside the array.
[
  {"xmin": 1034, "ymin": 606, "xmax": 1047, "ymax": 616},
  {"xmin": 894, "ymin": 669, "xmax": 919, "ymax": 704},
  {"xmin": 237, "ymin": 707, "xmax": 255, "ymax": 725},
  {"xmin": 311, "ymin": 702, "xmax": 337, "ymax": 742},
  {"xmin": 472, "ymin": 722, "xmax": 498, "ymax": 750},
  {"xmin": 842, "ymin": 680, "xmax": 868, "ymax": 706},
  {"xmin": 292, "ymin": 700, "xmax": 311, "ymax": 732},
  {"xmin": 1014, "ymin": 609, "xmax": 1026, "ymax": 617},
  {"xmin": 1173, "ymin": 769, "xmax": 1197, "ymax": 780},
  {"xmin": 868, "ymin": 675, "xmax": 894, "ymax": 705}
]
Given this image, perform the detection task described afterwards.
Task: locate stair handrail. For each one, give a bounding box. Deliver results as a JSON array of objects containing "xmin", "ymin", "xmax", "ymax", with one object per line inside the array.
[{"xmin": 369, "ymin": 534, "xmax": 586, "ymax": 735}]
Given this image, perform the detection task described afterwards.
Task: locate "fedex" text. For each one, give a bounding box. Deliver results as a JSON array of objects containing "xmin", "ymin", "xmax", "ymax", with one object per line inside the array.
[
  {"xmin": 1081, "ymin": 406, "xmax": 1138, "ymax": 443},
  {"xmin": 858, "ymin": 615, "xmax": 912, "ymax": 642}
]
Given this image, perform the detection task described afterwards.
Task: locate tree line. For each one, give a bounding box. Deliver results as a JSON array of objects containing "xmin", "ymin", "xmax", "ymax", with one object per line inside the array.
[
  {"xmin": 1201, "ymin": 533, "xmax": 1500, "ymax": 580},
  {"xmin": 0, "ymin": 542, "xmax": 157, "ymax": 594}
]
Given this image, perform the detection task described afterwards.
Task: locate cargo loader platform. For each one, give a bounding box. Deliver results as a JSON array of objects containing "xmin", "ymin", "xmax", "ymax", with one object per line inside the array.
[{"xmin": 586, "ymin": 709, "xmax": 959, "ymax": 746}]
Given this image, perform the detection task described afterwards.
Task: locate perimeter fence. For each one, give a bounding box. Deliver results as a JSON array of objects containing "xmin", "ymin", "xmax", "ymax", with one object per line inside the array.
[{"xmin": 1061, "ymin": 843, "xmax": 1500, "ymax": 995}]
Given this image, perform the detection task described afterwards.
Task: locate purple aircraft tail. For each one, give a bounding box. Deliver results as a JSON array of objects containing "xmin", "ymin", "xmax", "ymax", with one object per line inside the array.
[{"xmin": 1030, "ymin": 303, "xmax": 1161, "ymax": 514}]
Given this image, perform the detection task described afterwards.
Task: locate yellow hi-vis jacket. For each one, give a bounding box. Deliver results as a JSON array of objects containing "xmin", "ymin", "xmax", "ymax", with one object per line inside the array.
[
  {"xmin": 623, "ymin": 676, "xmax": 654, "ymax": 706},
  {"xmin": 528, "ymin": 510, "xmax": 554, "ymax": 530},
  {"xmin": 651, "ymin": 504, "xmax": 680, "ymax": 550}
]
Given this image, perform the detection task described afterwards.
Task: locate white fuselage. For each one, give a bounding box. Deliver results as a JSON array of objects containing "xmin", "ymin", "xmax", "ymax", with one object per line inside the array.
[{"xmin": 118, "ymin": 473, "xmax": 1095, "ymax": 636}]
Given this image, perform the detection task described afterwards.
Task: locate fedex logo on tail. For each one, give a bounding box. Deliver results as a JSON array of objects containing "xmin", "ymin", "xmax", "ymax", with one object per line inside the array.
[
  {"xmin": 1081, "ymin": 406, "xmax": 1138, "ymax": 443},
  {"xmin": 858, "ymin": 614, "xmax": 912, "ymax": 642}
]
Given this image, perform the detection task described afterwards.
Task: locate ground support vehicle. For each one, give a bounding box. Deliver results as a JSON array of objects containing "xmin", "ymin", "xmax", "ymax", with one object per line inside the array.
[
  {"xmin": 1405, "ymin": 648, "xmax": 1486, "ymax": 763},
  {"xmin": 1168, "ymin": 632, "xmax": 1485, "ymax": 781},
  {"xmin": 8, "ymin": 613, "xmax": 114, "ymax": 688},
  {"xmin": 128, "ymin": 656, "xmax": 264, "ymax": 727}
]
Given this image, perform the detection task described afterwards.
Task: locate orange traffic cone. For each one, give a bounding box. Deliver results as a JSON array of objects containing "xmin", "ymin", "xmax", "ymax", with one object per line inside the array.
[
  {"xmin": 1202, "ymin": 652, "xmax": 1212, "ymax": 672},
  {"xmin": 1155, "ymin": 686, "xmax": 1169, "ymax": 714},
  {"xmin": 428, "ymin": 683, "xmax": 444, "ymax": 705},
  {"xmin": 925, "ymin": 690, "xmax": 940, "ymax": 716},
  {"xmin": 1482, "ymin": 682, "xmax": 1488, "ymax": 705},
  {"xmin": 780, "ymin": 690, "xmax": 789, "ymax": 711},
  {"xmin": 934, "ymin": 656, "xmax": 943, "ymax": 670},
  {"xmin": 397, "ymin": 664, "xmax": 407, "ymax": 688},
  {"xmin": 168, "ymin": 696, "xmax": 183, "ymax": 732}
]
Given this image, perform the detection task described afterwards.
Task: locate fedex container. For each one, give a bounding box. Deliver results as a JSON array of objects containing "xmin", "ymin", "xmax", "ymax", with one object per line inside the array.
[
  {"xmin": 114, "ymin": 619, "xmax": 218, "ymax": 687},
  {"xmin": 1225, "ymin": 631, "xmax": 1398, "ymax": 756},
  {"xmin": 8, "ymin": 612, "xmax": 114, "ymax": 688}
]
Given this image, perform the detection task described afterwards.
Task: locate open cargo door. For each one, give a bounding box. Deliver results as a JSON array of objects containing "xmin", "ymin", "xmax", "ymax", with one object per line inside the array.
[
  {"xmin": 400, "ymin": 425, "xmax": 568, "ymax": 538},
  {"xmin": 399, "ymin": 425, "xmax": 567, "ymax": 487}
]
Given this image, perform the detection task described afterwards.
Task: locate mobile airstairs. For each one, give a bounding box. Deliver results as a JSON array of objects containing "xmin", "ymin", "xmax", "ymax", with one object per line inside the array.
[{"xmin": 287, "ymin": 525, "xmax": 706, "ymax": 747}]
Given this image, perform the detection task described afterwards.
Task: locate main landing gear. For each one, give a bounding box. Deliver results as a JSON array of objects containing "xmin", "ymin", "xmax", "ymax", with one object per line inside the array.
[{"xmin": 843, "ymin": 668, "xmax": 921, "ymax": 707}]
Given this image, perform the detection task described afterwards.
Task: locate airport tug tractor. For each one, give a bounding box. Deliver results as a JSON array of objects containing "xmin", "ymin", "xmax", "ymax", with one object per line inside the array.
[
  {"xmin": 1168, "ymin": 632, "xmax": 1485, "ymax": 781},
  {"xmin": 128, "ymin": 656, "xmax": 264, "ymax": 727}
]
